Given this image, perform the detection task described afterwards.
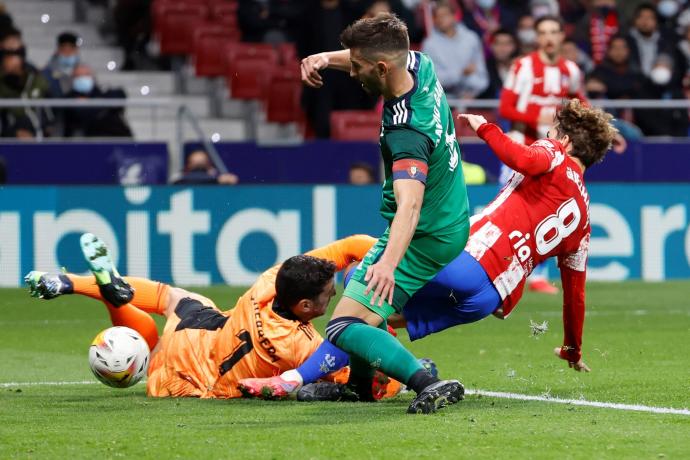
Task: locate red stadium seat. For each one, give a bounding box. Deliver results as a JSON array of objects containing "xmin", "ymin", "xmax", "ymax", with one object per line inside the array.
[
  {"xmin": 211, "ymin": 2, "xmax": 238, "ymax": 27},
  {"xmin": 277, "ymin": 42, "xmax": 298, "ymax": 67},
  {"xmin": 266, "ymin": 68, "xmax": 304, "ymax": 124},
  {"xmin": 228, "ymin": 58, "xmax": 274, "ymax": 99},
  {"xmin": 330, "ymin": 110, "xmax": 381, "ymax": 141},
  {"xmin": 154, "ymin": 3, "xmax": 209, "ymax": 55},
  {"xmin": 224, "ymin": 43, "xmax": 278, "ymax": 75},
  {"xmin": 193, "ymin": 26, "xmax": 241, "ymax": 77}
]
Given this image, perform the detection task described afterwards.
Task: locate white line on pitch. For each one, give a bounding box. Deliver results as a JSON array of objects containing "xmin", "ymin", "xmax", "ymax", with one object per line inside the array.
[
  {"xmin": 0, "ymin": 380, "xmax": 99, "ymax": 388},
  {"xmin": 466, "ymin": 389, "xmax": 690, "ymax": 416},
  {"xmin": 2, "ymin": 381, "xmax": 688, "ymax": 415}
]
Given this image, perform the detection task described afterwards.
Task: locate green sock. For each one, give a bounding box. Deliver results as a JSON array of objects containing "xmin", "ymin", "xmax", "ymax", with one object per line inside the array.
[{"xmin": 336, "ymin": 322, "xmax": 424, "ymax": 385}]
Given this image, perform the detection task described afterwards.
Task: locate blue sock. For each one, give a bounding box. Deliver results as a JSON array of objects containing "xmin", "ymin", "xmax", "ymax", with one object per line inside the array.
[{"xmin": 296, "ymin": 340, "xmax": 350, "ymax": 384}]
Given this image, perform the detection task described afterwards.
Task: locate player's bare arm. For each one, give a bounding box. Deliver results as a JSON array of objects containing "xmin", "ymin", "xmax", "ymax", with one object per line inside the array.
[
  {"xmin": 301, "ymin": 49, "xmax": 351, "ymax": 88},
  {"xmin": 365, "ymin": 179, "xmax": 424, "ymax": 306}
]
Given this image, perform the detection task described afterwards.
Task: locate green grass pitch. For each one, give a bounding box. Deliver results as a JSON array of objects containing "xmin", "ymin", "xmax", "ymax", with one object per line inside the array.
[{"xmin": 1, "ymin": 282, "xmax": 689, "ymax": 459}]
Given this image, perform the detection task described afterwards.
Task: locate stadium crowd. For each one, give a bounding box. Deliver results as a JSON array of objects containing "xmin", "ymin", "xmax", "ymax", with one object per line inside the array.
[
  {"xmin": 234, "ymin": 0, "xmax": 690, "ymax": 138},
  {"xmin": 0, "ymin": 0, "xmax": 689, "ymax": 140},
  {"xmin": 0, "ymin": 5, "xmax": 131, "ymax": 139}
]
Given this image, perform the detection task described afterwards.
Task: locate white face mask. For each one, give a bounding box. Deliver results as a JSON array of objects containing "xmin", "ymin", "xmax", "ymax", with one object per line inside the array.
[
  {"xmin": 658, "ymin": 0, "xmax": 679, "ymax": 18},
  {"xmin": 476, "ymin": 0, "xmax": 496, "ymax": 9},
  {"xmin": 650, "ymin": 66, "xmax": 672, "ymax": 85},
  {"xmin": 517, "ymin": 29, "xmax": 537, "ymax": 45}
]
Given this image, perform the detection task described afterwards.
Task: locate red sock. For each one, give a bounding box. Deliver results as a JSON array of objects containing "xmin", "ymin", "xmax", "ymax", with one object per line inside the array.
[{"xmin": 104, "ymin": 301, "xmax": 159, "ymax": 350}]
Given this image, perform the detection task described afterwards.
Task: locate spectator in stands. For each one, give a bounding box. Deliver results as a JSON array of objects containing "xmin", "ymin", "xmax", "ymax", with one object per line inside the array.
[
  {"xmin": 297, "ymin": 0, "xmax": 377, "ymax": 138},
  {"xmin": 561, "ymin": 38, "xmax": 594, "ymax": 74},
  {"xmin": 627, "ymin": 3, "xmax": 677, "ymax": 79},
  {"xmin": 42, "ymin": 32, "xmax": 81, "ymax": 98},
  {"xmin": 0, "ymin": 28, "xmax": 53, "ymax": 138},
  {"xmin": 515, "ymin": 14, "xmax": 537, "ymax": 55},
  {"xmin": 633, "ymin": 54, "xmax": 689, "ymax": 137},
  {"xmin": 656, "ymin": 0, "xmax": 684, "ymax": 37},
  {"xmin": 571, "ymin": 0, "xmax": 619, "ymax": 65},
  {"xmin": 677, "ymin": 8, "xmax": 690, "ymax": 94},
  {"xmin": 63, "ymin": 64, "xmax": 133, "ymax": 137},
  {"xmin": 460, "ymin": 0, "xmax": 501, "ymax": 46},
  {"xmin": 478, "ymin": 28, "xmax": 517, "ymax": 99},
  {"xmin": 591, "ymin": 35, "xmax": 645, "ymax": 101},
  {"xmin": 529, "ymin": 0, "xmax": 558, "ymax": 18},
  {"xmin": 113, "ymin": 0, "xmax": 153, "ymax": 70},
  {"xmin": 348, "ymin": 161, "xmax": 376, "ymax": 185},
  {"xmin": 422, "ymin": 1, "xmax": 488, "ymax": 99},
  {"xmin": 0, "ymin": 4, "xmax": 14, "ymax": 39},
  {"xmin": 238, "ymin": 0, "xmax": 304, "ymax": 43},
  {"xmin": 173, "ymin": 150, "xmax": 239, "ymax": 185}
]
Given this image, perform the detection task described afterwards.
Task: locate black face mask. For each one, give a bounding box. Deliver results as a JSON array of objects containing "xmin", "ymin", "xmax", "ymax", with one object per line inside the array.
[
  {"xmin": 588, "ymin": 91, "xmax": 606, "ymax": 99},
  {"xmin": 3, "ymin": 73, "xmax": 23, "ymax": 90}
]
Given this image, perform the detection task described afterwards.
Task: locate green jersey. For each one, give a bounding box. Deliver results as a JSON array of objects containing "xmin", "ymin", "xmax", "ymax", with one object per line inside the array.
[{"xmin": 379, "ymin": 51, "xmax": 469, "ymax": 237}]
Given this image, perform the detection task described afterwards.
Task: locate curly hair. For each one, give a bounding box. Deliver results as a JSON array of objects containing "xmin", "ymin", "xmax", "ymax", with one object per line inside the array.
[
  {"xmin": 555, "ymin": 99, "xmax": 618, "ymax": 169},
  {"xmin": 275, "ymin": 255, "xmax": 336, "ymax": 309},
  {"xmin": 340, "ymin": 12, "xmax": 409, "ymax": 65}
]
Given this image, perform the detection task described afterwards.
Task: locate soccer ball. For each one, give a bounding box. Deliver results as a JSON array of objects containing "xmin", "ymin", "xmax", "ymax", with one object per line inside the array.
[{"xmin": 88, "ymin": 326, "xmax": 150, "ymax": 388}]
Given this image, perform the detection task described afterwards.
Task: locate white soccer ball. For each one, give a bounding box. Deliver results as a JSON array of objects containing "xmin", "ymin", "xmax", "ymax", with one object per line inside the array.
[{"xmin": 88, "ymin": 326, "xmax": 150, "ymax": 388}]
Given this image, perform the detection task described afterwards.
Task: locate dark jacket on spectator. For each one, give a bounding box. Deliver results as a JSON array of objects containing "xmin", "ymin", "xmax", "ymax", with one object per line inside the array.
[{"xmin": 64, "ymin": 87, "xmax": 132, "ymax": 137}]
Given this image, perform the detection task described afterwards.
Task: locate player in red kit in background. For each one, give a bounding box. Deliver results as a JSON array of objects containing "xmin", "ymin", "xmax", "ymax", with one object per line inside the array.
[{"xmin": 498, "ymin": 15, "xmax": 584, "ymax": 294}]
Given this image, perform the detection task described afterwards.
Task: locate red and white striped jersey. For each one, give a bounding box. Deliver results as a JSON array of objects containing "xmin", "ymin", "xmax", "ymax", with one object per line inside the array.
[
  {"xmin": 499, "ymin": 51, "xmax": 585, "ymax": 145},
  {"xmin": 468, "ymin": 123, "xmax": 590, "ymax": 362}
]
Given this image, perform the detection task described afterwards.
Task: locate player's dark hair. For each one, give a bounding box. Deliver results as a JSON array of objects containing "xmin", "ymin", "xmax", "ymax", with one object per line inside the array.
[
  {"xmin": 275, "ymin": 255, "xmax": 336, "ymax": 311},
  {"xmin": 340, "ymin": 12, "xmax": 409, "ymax": 65},
  {"xmin": 555, "ymin": 99, "xmax": 617, "ymax": 169},
  {"xmin": 534, "ymin": 15, "xmax": 563, "ymax": 32}
]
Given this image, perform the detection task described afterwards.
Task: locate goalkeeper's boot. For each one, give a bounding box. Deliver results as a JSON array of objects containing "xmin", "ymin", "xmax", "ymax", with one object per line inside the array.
[
  {"xmin": 80, "ymin": 233, "xmax": 133, "ymax": 307},
  {"xmin": 24, "ymin": 271, "xmax": 73, "ymax": 299},
  {"xmin": 407, "ymin": 379, "xmax": 464, "ymax": 415},
  {"xmin": 296, "ymin": 382, "xmax": 359, "ymax": 402},
  {"xmin": 237, "ymin": 376, "xmax": 300, "ymax": 400}
]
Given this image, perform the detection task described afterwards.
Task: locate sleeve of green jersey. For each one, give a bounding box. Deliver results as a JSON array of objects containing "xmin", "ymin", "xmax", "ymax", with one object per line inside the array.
[{"xmin": 386, "ymin": 126, "xmax": 434, "ymax": 162}]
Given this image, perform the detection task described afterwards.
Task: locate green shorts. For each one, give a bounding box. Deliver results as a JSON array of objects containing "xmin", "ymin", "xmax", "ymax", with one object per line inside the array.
[{"xmin": 342, "ymin": 225, "xmax": 469, "ymax": 318}]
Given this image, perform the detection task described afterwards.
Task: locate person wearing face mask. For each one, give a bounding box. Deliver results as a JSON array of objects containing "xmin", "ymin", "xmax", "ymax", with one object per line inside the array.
[
  {"xmin": 63, "ymin": 64, "xmax": 132, "ymax": 137},
  {"xmin": 42, "ymin": 32, "xmax": 80, "ymax": 98},
  {"xmin": 0, "ymin": 27, "xmax": 53, "ymax": 138},
  {"xmin": 515, "ymin": 14, "xmax": 537, "ymax": 55},
  {"xmin": 633, "ymin": 53, "xmax": 689, "ymax": 136}
]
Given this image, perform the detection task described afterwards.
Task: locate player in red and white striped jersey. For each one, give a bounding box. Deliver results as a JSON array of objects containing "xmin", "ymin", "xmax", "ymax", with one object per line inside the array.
[
  {"xmin": 499, "ymin": 15, "xmax": 586, "ymax": 146},
  {"xmin": 399, "ymin": 99, "xmax": 617, "ymax": 371}
]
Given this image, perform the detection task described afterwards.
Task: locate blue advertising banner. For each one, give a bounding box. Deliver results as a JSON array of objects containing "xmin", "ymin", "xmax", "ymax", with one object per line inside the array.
[{"xmin": 0, "ymin": 184, "xmax": 689, "ymax": 287}]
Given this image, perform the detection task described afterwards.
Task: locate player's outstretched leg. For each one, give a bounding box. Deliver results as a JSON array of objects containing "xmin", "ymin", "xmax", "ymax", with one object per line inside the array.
[
  {"xmin": 25, "ymin": 271, "xmax": 74, "ymax": 299},
  {"xmin": 80, "ymin": 233, "xmax": 134, "ymax": 307}
]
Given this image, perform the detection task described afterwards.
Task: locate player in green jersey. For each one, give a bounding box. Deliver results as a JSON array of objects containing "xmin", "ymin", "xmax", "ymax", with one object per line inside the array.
[{"xmin": 300, "ymin": 13, "xmax": 469, "ymax": 413}]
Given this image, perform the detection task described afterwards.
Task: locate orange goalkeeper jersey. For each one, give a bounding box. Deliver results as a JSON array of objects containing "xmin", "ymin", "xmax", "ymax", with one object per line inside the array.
[{"xmin": 147, "ymin": 235, "xmax": 376, "ymax": 398}]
